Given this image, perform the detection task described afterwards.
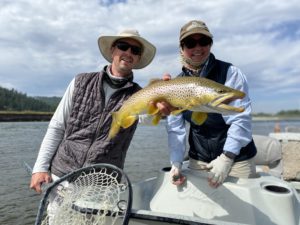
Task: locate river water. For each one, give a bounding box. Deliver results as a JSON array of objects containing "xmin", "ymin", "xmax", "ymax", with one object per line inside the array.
[{"xmin": 1, "ymin": 120, "xmax": 299, "ymax": 225}]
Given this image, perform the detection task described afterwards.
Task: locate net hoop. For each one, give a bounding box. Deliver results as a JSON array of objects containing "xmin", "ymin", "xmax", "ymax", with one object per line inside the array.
[{"xmin": 34, "ymin": 163, "xmax": 132, "ymax": 225}]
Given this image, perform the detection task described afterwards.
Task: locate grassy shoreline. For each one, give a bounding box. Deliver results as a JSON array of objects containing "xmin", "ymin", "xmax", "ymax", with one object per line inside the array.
[
  {"xmin": 252, "ymin": 116, "xmax": 300, "ymax": 121},
  {"xmin": 0, "ymin": 111, "xmax": 54, "ymax": 122},
  {"xmin": 1, "ymin": 111, "xmax": 300, "ymax": 122}
]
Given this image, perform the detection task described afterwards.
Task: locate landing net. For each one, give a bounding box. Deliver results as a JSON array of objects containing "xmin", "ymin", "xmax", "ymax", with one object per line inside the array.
[{"xmin": 35, "ymin": 164, "xmax": 132, "ymax": 225}]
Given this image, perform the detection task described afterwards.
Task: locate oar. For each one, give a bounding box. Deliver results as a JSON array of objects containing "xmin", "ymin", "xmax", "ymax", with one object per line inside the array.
[{"xmin": 23, "ymin": 161, "xmax": 33, "ymax": 175}]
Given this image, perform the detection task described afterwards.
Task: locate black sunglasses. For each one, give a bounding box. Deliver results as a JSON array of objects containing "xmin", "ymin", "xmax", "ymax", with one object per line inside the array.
[
  {"xmin": 114, "ymin": 41, "xmax": 142, "ymax": 55},
  {"xmin": 181, "ymin": 37, "xmax": 212, "ymax": 49}
]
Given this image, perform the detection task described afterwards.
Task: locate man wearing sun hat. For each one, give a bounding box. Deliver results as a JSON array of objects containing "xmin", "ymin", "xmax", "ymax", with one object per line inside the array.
[
  {"xmin": 30, "ymin": 29, "xmax": 158, "ymax": 194},
  {"xmin": 164, "ymin": 20, "xmax": 257, "ymax": 188}
]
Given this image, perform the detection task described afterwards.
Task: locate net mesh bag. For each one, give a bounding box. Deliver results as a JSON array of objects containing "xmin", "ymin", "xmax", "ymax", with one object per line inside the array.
[{"xmin": 35, "ymin": 164, "xmax": 132, "ymax": 225}]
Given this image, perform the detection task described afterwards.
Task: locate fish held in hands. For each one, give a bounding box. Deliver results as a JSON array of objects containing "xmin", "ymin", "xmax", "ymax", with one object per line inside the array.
[{"xmin": 108, "ymin": 76, "xmax": 245, "ymax": 139}]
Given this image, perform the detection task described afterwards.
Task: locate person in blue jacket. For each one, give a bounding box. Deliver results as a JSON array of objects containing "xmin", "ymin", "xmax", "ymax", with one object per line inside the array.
[{"xmin": 165, "ymin": 20, "xmax": 257, "ymax": 188}]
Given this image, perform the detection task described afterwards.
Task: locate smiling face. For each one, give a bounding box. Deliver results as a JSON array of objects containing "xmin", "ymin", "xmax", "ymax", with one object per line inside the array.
[
  {"xmin": 181, "ymin": 34, "xmax": 212, "ymax": 65},
  {"xmin": 110, "ymin": 38, "xmax": 142, "ymax": 77}
]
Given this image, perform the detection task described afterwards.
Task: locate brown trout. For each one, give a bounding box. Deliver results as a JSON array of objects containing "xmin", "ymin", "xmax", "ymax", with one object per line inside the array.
[{"xmin": 108, "ymin": 76, "xmax": 245, "ymax": 139}]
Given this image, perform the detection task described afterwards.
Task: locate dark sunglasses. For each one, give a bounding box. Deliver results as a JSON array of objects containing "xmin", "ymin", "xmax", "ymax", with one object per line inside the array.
[
  {"xmin": 114, "ymin": 41, "xmax": 142, "ymax": 55},
  {"xmin": 181, "ymin": 37, "xmax": 212, "ymax": 49}
]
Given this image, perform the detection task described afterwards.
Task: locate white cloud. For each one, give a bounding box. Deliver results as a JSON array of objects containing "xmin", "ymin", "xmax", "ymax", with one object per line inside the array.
[{"xmin": 0, "ymin": 0, "xmax": 300, "ymax": 113}]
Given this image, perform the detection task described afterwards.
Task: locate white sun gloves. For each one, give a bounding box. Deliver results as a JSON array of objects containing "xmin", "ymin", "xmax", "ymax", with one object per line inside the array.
[{"xmin": 206, "ymin": 153, "xmax": 234, "ymax": 187}]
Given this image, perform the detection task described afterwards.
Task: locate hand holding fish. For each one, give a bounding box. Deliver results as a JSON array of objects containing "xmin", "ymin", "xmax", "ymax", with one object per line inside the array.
[
  {"xmin": 150, "ymin": 73, "xmax": 175, "ymax": 116},
  {"xmin": 162, "ymin": 73, "xmax": 172, "ymax": 81},
  {"xmin": 149, "ymin": 101, "xmax": 175, "ymax": 116}
]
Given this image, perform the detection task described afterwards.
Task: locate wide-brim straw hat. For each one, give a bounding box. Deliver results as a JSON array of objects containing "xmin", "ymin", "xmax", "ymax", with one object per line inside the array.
[{"xmin": 98, "ymin": 29, "xmax": 156, "ymax": 69}]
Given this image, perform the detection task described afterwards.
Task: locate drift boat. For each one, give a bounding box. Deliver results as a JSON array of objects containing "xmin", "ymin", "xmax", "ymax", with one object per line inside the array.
[
  {"xmin": 33, "ymin": 134, "xmax": 300, "ymax": 225},
  {"xmin": 34, "ymin": 163, "xmax": 300, "ymax": 225},
  {"xmin": 128, "ymin": 163, "xmax": 299, "ymax": 225},
  {"xmin": 127, "ymin": 134, "xmax": 300, "ymax": 225}
]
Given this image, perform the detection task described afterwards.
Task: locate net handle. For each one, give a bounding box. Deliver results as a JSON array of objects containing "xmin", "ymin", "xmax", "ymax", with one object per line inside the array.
[{"xmin": 35, "ymin": 163, "xmax": 133, "ymax": 225}]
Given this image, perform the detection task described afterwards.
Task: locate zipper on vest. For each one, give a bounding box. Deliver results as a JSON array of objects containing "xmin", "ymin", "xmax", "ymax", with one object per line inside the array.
[{"xmin": 81, "ymin": 85, "xmax": 108, "ymax": 167}]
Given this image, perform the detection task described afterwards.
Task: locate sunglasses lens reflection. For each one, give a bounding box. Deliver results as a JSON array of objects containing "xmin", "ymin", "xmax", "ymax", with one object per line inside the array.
[
  {"xmin": 182, "ymin": 37, "xmax": 211, "ymax": 49},
  {"xmin": 116, "ymin": 42, "xmax": 142, "ymax": 55}
]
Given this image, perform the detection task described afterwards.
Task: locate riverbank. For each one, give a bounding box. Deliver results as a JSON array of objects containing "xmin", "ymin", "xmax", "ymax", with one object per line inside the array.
[
  {"xmin": 0, "ymin": 111, "xmax": 53, "ymax": 122},
  {"xmin": 1, "ymin": 111, "xmax": 300, "ymax": 122},
  {"xmin": 252, "ymin": 116, "xmax": 300, "ymax": 121}
]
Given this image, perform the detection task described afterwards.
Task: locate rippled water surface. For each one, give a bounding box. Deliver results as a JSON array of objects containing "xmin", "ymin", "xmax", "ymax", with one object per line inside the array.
[{"xmin": 1, "ymin": 120, "xmax": 299, "ymax": 225}]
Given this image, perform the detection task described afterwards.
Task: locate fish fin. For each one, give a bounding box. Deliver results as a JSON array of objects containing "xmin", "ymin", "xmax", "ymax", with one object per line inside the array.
[
  {"xmin": 108, "ymin": 113, "xmax": 137, "ymax": 139},
  {"xmin": 108, "ymin": 112, "xmax": 121, "ymax": 139},
  {"xmin": 152, "ymin": 114, "xmax": 162, "ymax": 125},
  {"xmin": 148, "ymin": 79, "xmax": 161, "ymax": 86},
  {"xmin": 187, "ymin": 98, "xmax": 200, "ymax": 108},
  {"xmin": 169, "ymin": 101, "xmax": 197, "ymax": 118},
  {"xmin": 122, "ymin": 115, "xmax": 138, "ymax": 128},
  {"xmin": 147, "ymin": 104, "xmax": 159, "ymax": 115},
  {"xmin": 171, "ymin": 109, "xmax": 185, "ymax": 115},
  {"xmin": 191, "ymin": 112, "xmax": 207, "ymax": 125}
]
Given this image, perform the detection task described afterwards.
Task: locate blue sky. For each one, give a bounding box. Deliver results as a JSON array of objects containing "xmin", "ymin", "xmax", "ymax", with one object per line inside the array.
[{"xmin": 1, "ymin": 0, "xmax": 300, "ymax": 113}]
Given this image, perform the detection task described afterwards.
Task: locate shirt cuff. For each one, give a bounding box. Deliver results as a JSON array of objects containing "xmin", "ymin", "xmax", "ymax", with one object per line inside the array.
[
  {"xmin": 32, "ymin": 164, "xmax": 50, "ymax": 174},
  {"xmin": 223, "ymin": 136, "xmax": 242, "ymax": 155}
]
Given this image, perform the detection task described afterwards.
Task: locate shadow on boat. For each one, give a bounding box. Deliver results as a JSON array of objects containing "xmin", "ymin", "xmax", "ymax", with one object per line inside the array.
[{"xmin": 129, "ymin": 164, "xmax": 299, "ymax": 225}]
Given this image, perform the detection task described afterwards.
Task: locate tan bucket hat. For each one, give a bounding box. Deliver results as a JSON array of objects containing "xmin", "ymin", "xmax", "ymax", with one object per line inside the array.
[
  {"xmin": 98, "ymin": 29, "xmax": 156, "ymax": 69},
  {"xmin": 180, "ymin": 20, "xmax": 213, "ymax": 41}
]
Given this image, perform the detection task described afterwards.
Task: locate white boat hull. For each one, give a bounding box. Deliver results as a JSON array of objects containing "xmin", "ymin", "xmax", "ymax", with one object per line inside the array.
[{"xmin": 124, "ymin": 165, "xmax": 300, "ymax": 225}]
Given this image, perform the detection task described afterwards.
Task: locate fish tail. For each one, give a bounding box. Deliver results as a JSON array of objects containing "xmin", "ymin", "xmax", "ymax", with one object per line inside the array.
[{"xmin": 108, "ymin": 112, "xmax": 121, "ymax": 139}]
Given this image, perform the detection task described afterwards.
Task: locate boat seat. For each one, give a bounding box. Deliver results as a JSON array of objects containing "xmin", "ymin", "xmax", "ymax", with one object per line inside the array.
[{"xmin": 253, "ymin": 134, "xmax": 283, "ymax": 178}]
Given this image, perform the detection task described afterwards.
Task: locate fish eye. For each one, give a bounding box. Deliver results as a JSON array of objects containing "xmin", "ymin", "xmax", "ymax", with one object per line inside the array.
[{"xmin": 217, "ymin": 89, "xmax": 226, "ymax": 94}]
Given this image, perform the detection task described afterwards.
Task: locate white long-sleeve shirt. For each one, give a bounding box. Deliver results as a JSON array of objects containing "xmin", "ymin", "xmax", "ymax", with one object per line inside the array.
[
  {"xmin": 32, "ymin": 78, "xmax": 121, "ymax": 173},
  {"xmin": 166, "ymin": 65, "xmax": 253, "ymax": 165},
  {"xmin": 32, "ymin": 76, "xmax": 152, "ymax": 173}
]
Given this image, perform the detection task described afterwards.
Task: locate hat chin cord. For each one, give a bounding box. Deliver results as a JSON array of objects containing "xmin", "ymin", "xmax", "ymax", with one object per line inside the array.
[{"xmin": 179, "ymin": 50, "xmax": 204, "ymax": 74}]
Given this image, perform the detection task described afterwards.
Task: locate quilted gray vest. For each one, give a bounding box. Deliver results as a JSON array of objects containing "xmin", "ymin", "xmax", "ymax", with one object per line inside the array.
[{"xmin": 51, "ymin": 70, "xmax": 141, "ymax": 177}]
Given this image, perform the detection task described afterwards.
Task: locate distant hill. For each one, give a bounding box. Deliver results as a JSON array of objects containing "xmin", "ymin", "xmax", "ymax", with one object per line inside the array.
[
  {"xmin": 1, "ymin": 85, "xmax": 299, "ymax": 117},
  {"xmin": 0, "ymin": 86, "xmax": 61, "ymax": 112},
  {"xmin": 253, "ymin": 110, "xmax": 300, "ymax": 118}
]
